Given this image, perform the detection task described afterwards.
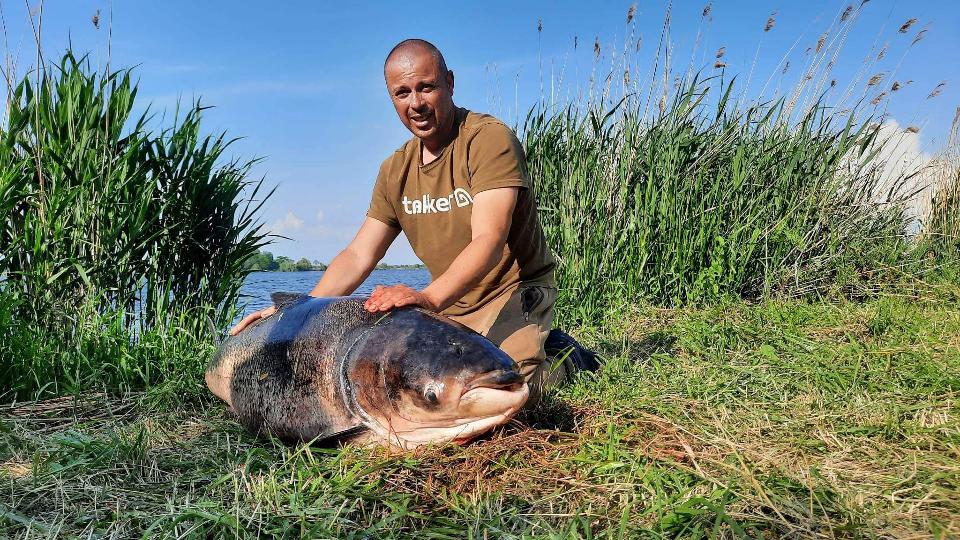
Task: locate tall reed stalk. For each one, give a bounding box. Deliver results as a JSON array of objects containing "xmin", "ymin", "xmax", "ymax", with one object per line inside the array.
[
  {"xmin": 524, "ymin": 79, "xmax": 912, "ymax": 324},
  {"xmin": 520, "ymin": 2, "xmax": 942, "ymax": 325},
  {"xmin": 922, "ymin": 111, "xmax": 960, "ymax": 259},
  {"xmin": 0, "ymin": 53, "xmax": 269, "ymax": 400}
]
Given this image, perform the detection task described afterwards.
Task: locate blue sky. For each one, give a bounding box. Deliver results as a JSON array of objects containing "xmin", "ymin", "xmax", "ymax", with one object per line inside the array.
[{"xmin": 4, "ymin": 1, "xmax": 957, "ymax": 263}]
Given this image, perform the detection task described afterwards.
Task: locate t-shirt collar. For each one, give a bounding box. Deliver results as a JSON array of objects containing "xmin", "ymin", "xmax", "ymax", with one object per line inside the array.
[{"xmin": 418, "ymin": 107, "xmax": 468, "ymax": 169}]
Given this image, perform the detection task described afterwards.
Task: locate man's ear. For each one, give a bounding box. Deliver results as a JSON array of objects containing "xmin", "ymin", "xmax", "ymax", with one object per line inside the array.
[{"xmin": 446, "ymin": 70, "xmax": 455, "ymax": 95}]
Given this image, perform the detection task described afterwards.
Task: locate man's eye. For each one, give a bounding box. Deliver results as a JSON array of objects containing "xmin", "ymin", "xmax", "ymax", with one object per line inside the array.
[{"xmin": 396, "ymin": 91, "xmax": 409, "ymax": 98}]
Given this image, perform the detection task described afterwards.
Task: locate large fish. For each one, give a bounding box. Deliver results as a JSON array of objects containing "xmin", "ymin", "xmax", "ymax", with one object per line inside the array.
[{"xmin": 205, "ymin": 293, "xmax": 529, "ymax": 448}]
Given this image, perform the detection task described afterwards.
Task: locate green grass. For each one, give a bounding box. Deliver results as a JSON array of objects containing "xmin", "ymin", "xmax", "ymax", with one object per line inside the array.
[
  {"xmin": 3, "ymin": 289, "xmax": 958, "ymax": 538},
  {"xmin": 519, "ymin": 2, "xmax": 960, "ymax": 326},
  {"xmin": 0, "ymin": 292, "xmax": 217, "ymax": 402}
]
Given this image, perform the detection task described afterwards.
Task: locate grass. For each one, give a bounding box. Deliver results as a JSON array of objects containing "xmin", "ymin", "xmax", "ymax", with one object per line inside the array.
[
  {"xmin": 521, "ymin": 2, "xmax": 956, "ymax": 326},
  {"xmin": 0, "ymin": 291, "xmax": 218, "ymax": 402},
  {"xmin": 3, "ymin": 287, "xmax": 958, "ymax": 538}
]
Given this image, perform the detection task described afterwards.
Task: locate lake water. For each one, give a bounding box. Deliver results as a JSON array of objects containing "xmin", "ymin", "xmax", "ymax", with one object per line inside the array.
[{"xmin": 236, "ymin": 268, "xmax": 431, "ymax": 319}]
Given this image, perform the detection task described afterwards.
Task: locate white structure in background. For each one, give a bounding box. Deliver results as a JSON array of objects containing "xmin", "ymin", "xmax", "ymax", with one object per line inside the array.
[{"xmin": 848, "ymin": 118, "xmax": 958, "ymax": 234}]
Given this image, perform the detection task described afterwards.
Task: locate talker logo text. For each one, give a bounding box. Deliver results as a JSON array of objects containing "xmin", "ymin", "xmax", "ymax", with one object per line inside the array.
[{"xmin": 402, "ymin": 188, "xmax": 474, "ymax": 215}]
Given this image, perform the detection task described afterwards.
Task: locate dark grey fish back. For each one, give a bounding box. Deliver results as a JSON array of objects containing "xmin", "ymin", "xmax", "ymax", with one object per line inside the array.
[{"xmin": 225, "ymin": 297, "xmax": 371, "ymax": 443}]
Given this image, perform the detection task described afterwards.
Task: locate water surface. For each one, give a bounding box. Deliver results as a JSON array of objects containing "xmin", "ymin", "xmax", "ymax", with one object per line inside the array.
[{"xmin": 237, "ymin": 268, "xmax": 430, "ymax": 319}]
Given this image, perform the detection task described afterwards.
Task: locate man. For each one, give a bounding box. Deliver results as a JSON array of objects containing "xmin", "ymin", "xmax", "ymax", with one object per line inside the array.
[{"xmin": 230, "ymin": 39, "xmax": 565, "ymax": 399}]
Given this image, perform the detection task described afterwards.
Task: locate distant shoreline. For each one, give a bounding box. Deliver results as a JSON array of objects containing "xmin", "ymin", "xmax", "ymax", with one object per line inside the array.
[{"xmin": 247, "ymin": 264, "xmax": 426, "ymax": 273}]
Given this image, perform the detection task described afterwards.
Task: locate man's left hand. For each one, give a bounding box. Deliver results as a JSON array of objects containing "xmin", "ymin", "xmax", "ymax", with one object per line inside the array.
[{"xmin": 364, "ymin": 284, "xmax": 439, "ymax": 313}]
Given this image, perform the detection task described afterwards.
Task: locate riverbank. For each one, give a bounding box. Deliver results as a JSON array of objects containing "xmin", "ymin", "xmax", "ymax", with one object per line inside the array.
[{"xmin": 4, "ymin": 288, "xmax": 958, "ymax": 538}]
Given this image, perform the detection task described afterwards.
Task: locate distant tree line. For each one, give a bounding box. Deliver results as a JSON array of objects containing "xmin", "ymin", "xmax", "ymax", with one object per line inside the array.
[
  {"xmin": 243, "ymin": 251, "xmax": 425, "ymax": 272},
  {"xmin": 242, "ymin": 251, "xmax": 326, "ymax": 272}
]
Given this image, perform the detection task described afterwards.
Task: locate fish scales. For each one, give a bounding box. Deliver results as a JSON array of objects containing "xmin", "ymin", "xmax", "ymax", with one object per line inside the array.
[{"xmin": 225, "ymin": 298, "xmax": 364, "ymax": 442}]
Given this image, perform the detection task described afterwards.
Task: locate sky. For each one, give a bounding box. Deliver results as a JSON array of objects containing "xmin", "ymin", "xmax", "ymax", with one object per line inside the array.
[{"xmin": 2, "ymin": 0, "xmax": 957, "ymax": 263}]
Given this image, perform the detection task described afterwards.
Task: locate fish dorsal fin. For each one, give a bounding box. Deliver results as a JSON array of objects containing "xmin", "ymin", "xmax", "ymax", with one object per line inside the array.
[{"xmin": 271, "ymin": 292, "xmax": 307, "ymax": 309}]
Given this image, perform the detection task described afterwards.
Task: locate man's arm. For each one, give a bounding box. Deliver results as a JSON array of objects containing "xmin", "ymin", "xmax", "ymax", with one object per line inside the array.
[
  {"xmin": 230, "ymin": 217, "xmax": 399, "ymax": 335},
  {"xmin": 309, "ymin": 217, "xmax": 400, "ymax": 297},
  {"xmin": 364, "ymin": 187, "xmax": 517, "ymax": 313}
]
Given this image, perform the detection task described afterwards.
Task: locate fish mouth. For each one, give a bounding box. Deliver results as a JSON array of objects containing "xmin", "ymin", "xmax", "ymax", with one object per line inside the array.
[
  {"xmin": 462, "ymin": 370, "xmax": 526, "ymax": 396},
  {"xmin": 360, "ymin": 376, "xmax": 529, "ymax": 449}
]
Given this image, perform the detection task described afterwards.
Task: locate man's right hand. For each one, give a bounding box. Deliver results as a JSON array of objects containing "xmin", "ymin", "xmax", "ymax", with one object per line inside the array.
[{"xmin": 229, "ymin": 306, "xmax": 277, "ymax": 336}]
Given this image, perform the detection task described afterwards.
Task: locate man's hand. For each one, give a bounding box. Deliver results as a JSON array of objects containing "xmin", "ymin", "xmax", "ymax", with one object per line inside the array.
[
  {"xmin": 364, "ymin": 284, "xmax": 439, "ymax": 313},
  {"xmin": 229, "ymin": 306, "xmax": 277, "ymax": 336}
]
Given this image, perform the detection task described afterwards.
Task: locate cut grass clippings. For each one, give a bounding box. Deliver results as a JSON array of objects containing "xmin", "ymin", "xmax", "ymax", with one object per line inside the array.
[{"xmin": 2, "ymin": 293, "xmax": 958, "ymax": 538}]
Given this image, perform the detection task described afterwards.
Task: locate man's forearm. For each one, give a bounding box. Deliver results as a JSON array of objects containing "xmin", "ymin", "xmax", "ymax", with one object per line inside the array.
[
  {"xmin": 422, "ymin": 234, "xmax": 503, "ymax": 311},
  {"xmin": 309, "ymin": 248, "xmax": 377, "ymax": 297}
]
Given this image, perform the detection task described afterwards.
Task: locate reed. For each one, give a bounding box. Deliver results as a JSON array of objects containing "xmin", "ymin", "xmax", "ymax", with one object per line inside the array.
[
  {"xmin": 520, "ymin": 2, "xmax": 943, "ymax": 325},
  {"xmin": 921, "ymin": 109, "xmax": 960, "ymax": 260},
  {"xmin": 524, "ymin": 80, "xmax": 912, "ymax": 324},
  {"xmin": 0, "ymin": 53, "xmax": 269, "ymax": 400}
]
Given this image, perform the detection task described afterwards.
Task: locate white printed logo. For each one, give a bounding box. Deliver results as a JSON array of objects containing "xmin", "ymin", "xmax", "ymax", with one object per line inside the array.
[{"xmin": 402, "ymin": 188, "xmax": 473, "ymax": 215}]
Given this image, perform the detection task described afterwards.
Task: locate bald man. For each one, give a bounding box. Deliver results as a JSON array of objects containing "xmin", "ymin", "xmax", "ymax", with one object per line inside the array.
[{"xmin": 232, "ymin": 39, "xmax": 564, "ymax": 402}]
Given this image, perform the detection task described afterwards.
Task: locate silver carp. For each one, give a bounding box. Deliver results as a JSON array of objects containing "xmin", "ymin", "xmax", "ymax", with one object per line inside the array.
[{"xmin": 205, "ymin": 294, "xmax": 529, "ymax": 448}]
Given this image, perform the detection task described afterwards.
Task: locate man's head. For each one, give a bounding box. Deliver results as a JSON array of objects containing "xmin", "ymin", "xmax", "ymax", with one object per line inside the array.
[{"xmin": 384, "ymin": 39, "xmax": 457, "ymax": 153}]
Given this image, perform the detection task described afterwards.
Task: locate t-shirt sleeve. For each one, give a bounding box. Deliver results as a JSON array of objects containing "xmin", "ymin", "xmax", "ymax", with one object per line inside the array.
[
  {"xmin": 466, "ymin": 122, "xmax": 531, "ymax": 196},
  {"xmin": 366, "ymin": 159, "xmax": 400, "ymax": 228}
]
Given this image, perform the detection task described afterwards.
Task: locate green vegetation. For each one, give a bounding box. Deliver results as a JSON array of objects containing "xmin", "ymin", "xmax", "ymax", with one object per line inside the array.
[
  {"xmin": 241, "ymin": 250, "xmax": 327, "ymax": 272},
  {"xmin": 241, "ymin": 249, "xmax": 426, "ymax": 272},
  {"xmin": 375, "ymin": 262, "xmax": 428, "ymax": 270},
  {"xmin": 3, "ymin": 293, "xmax": 958, "ymax": 537},
  {"xmin": 2, "ymin": 4, "xmax": 960, "ymax": 538},
  {"xmin": 0, "ymin": 53, "xmax": 268, "ymax": 400},
  {"xmin": 520, "ymin": 6, "xmax": 957, "ymax": 327},
  {"xmin": 525, "ymin": 80, "xmax": 929, "ymax": 325}
]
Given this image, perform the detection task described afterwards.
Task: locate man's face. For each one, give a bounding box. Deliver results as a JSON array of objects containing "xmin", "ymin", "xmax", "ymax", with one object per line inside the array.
[{"xmin": 384, "ymin": 49, "xmax": 456, "ymax": 151}]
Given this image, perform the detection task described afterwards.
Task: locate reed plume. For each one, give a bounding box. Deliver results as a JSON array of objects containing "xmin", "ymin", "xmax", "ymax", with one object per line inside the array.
[{"xmin": 898, "ymin": 18, "xmax": 917, "ymax": 33}]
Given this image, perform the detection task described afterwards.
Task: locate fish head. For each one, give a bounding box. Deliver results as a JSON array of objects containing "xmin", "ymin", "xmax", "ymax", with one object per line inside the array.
[{"xmin": 344, "ymin": 308, "xmax": 529, "ymax": 448}]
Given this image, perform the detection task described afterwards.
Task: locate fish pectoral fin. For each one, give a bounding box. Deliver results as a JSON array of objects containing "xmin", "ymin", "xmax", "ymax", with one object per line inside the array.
[{"xmin": 309, "ymin": 424, "xmax": 370, "ymax": 447}]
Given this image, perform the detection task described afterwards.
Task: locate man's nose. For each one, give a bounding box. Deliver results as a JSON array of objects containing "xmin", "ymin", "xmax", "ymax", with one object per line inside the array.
[{"xmin": 409, "ymin": 91, "xmax": 426, "ymax": 110}]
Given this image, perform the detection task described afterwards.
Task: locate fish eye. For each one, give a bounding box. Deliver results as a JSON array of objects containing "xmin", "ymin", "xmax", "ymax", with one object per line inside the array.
[{"xmin": 423, "ymin": 382, "xmax": 442, "ymax": 405}]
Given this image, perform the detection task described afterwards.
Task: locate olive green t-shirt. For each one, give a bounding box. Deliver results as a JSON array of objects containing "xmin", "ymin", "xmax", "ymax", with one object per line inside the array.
[{"xmin": 367, "ymin": 107, "xmax": 555, "ymax": 317}]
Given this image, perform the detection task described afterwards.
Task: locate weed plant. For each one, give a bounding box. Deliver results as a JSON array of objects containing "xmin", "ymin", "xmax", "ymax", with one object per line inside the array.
[{"xmin": 525, "ymin": 83, "xmax": 912, "ymax": 324}]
